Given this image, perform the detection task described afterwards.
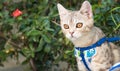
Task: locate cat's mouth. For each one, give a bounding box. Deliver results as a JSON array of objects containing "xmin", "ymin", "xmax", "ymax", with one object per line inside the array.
[
  {"xmin": 69, "ymin": 34, "xmax": 81, "ymax": 41},
  {"xmin": 71, "ymin": 34, "xmax": 74, "ymax": 37},
  {"xmin": 70, "ymin": 35, "xmax": 78, "ymax": 40},
  {"xmin": 66, "ymin": 33, "xmax": 79, "ymax": 40}
]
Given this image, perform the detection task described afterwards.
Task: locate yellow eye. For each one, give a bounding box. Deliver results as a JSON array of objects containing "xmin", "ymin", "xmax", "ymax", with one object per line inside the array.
[
  {"xmin": 64, "ymin": 24, "xmax": 69, "ymax": 29},
  {"xmin": 76, "ymin": 23, "xmax": 83, "ymax": 28}
]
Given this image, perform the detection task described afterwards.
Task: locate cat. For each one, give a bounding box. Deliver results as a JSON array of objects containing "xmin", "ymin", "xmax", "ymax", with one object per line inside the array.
[{"xmin": 57, "ymin": 1, "xmax": 120, "ymax": 71}]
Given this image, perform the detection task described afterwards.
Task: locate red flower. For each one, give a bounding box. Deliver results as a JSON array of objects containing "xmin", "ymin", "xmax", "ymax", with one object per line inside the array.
[{"xmin": 12, "ymin": 9, "xmax": 22, "ymax": 17}]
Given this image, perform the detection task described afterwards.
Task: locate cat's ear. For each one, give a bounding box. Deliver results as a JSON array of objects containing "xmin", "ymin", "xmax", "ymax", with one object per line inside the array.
[
  {"xmin": 57, "ymin": 3, "xmax": 68, "ymax": 19},
  {"xmin": 80, "ymin": 1, "xmax": 93, "ymax": 19}
]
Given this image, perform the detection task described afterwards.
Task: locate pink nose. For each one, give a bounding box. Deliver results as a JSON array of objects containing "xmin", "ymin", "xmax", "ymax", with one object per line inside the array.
[{"xmin": 69, "ymin": 32, "xmax": 74, "ymax": 36}]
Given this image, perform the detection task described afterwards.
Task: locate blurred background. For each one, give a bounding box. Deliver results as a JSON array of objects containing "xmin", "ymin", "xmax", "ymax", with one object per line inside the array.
[{"xmin": 0, "ymin": 0, "xmax": 120, "ymax": 71}]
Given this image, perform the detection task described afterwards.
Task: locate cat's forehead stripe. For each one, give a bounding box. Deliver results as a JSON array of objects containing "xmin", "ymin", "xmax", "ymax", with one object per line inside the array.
[
  {"xmin": 70, "ymin": 12, "xmax": 83, "ymax": 24},
  {"xmin": 61, "ymin": 11, "xmax": 84, "ymax": 26}
]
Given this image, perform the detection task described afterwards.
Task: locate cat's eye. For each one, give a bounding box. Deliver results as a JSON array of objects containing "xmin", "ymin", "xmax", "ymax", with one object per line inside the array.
[
  {"xmin": 76, "ymin": 22, "xmax": 83, "ymax": 28},
  {"xmin": 64, "ymin": 24, "xmax": 69, "ymax": 29}
]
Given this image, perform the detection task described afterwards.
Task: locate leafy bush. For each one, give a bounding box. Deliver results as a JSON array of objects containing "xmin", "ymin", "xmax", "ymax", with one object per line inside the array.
[{"xmin": 0, "ymin": 0, "xmax": 119, "ymax": 71}]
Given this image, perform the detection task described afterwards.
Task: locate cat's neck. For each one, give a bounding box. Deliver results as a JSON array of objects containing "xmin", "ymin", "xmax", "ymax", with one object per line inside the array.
[{"xmin": 72, "ymin": 27, "xmax": 105, "ymax": 48}]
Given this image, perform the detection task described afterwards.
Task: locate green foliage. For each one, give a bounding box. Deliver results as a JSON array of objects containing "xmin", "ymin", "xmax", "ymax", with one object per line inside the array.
[
  {"xmin": 0, "ymin": 0, "xmax": 119, "ymax": 70},
  {"xmin": 92, "ymin": 0, "xmax": 120, "ymax": 36}
]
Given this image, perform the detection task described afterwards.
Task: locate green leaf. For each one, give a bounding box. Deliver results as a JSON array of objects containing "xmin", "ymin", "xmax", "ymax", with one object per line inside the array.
[
  {"xmin": 110, "ymin": 7, "xmax": 120, "ymax": 12},
  {"xmin": 21, "ymin": 47, "xmax": 32, "ymax": 58},
  {"xmin": 0, "ymin": 51, "xmax": 7, "ymax": 61},
  {"xmin": 17, "ymin": 16, "xmax": 23, "ymax": 21},
  {"xmin": 36, "ymin": 38, "xmax": 45, "ymax": 52},
  {"xmin": 29, "ymin": 43, "xmax": 35, "ymax": 58},
  {"xmin": 26, "ymin": 29, "xmax": 41, "ymax": 36},
  {"xmin": 42, "ymin": 34, "xmax": 51, "ymax": 43},
  {"xmin": 65, "ymin": 50, "xmax": 72, "ymax": 54},
  {"xmin": 45, "ymin": 27, "xmax": 54, "ymax": 31},
  {"xmin": 29, "ymin": 43, "xmax": 34, "ymax": 51},
  {"xmin": 44, "ymin": 44, "xmax": 51, "ymax": 53}
]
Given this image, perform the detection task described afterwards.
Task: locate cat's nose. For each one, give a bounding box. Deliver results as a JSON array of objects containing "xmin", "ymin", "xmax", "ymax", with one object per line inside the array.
[{"xmin": 69, "ymin": 32, "xmax": 74, "ymax": 35}]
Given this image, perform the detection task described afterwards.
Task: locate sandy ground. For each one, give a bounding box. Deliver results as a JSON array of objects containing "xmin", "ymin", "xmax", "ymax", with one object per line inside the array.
[
  {"xmin": 0, "ymin": 54, "xmax": 32, "ymax": 71},
  {"xmin": 0, "ymin": 54, "xmax": 73, "ymax": 71}
]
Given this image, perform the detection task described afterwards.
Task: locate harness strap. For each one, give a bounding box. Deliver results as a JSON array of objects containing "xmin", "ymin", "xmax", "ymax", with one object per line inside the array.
[
  {"xmin": 80, "ymin": 51, "xmax": 91, "ymax": 71},
  {"xmin": 75, "ymin": 37, "xmax": 120, "ymax": 51},
  {"xmin": 75, "ymin": 37, "xmax": 120, "ymax": 71},
  {"xmin": 109, "ymin": 62, "xmax": 120, "ymax": 71}
]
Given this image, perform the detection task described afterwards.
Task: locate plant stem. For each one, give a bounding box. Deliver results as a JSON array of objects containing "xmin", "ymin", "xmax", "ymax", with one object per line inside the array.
[{"xmin": 30, "ymin": 58, "xmax": 37, "ymax": 71}]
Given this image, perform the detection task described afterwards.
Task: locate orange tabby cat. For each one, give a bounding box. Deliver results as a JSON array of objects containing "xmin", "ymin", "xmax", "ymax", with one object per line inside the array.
[{"xmin": 57, "ymin": 1, "xmax": 120, "ymax": 71}]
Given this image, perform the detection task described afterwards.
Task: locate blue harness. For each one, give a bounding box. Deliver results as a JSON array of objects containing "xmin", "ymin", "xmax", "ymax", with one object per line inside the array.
[{"xmin": 74, "ymin": 37, "xmax": 120, "ymax": 71}]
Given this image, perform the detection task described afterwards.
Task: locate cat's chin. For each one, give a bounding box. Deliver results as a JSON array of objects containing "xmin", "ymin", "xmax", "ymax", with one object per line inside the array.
[
  {"xmin": 70, "ymin": 38, "xmax": 77, "ymax": 41},
  {"xmin": 65, "ymin": 34, "xmax": 82, "ymax": 41},
  {"xmin": 67, "ymin": 36, "xmax": 80, "ymax": 41}
]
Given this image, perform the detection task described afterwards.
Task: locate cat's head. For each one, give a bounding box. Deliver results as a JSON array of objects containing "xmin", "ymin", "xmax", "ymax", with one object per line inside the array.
[{"xmin": 57, "ymin": 1, "xmax": 94, "ymax": 41}]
